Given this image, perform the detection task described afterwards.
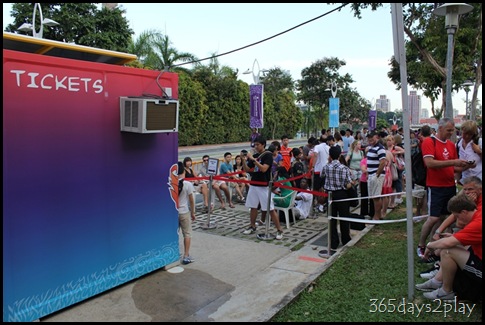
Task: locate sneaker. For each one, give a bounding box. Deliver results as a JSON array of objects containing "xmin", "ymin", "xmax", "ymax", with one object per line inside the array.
[
  {"xmin": 416, "ymin": 246, "xmax": 425, "ymax": 259},
  {"xmin": 420, "ymin": 268, "xmax": 439, "ymax": 279},
  {"xmin": 182, "ymin": 256, "xmax": 194, "ymax": 265},
  {"xmin": 242, "ymin": 226, "xmax": 256, "ymax": 235},
  {"xmin": 419, "ymin": 254, "xmax": 440, "ymax": 264},
  {"xmin": 420, "ymin": 263, "xmax": 440, "ymax": 279},
  {"xmin": 423, "ymin": 287, "xmax": 455, "ymax": 300},
  {"xmin": 318, "ymin": 249, "xmax": 337, "ymax": 258},
  {"xmin": 395, "ymin": 198, "xmax": 403, "ymax": 204},
  {"xmin": 415, "ymin": 278, "xmax": 442, "ymax": 291},
  {"xmin": 318, "ymin": 205, "xmax": 324, "ymax": 213},
  {"xmin": 275, "ymin": 231, "xmax": 283, "ymax": 240}
]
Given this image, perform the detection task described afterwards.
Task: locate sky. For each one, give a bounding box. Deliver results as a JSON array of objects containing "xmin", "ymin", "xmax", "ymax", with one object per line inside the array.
[{"xmin": 3, "ymin": 3, "xmax": 480, "ymax": 115}]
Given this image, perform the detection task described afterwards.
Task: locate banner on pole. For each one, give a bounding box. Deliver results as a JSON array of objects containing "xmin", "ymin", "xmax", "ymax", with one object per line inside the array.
[
  {"xmin": 369, "ymin": 110, "xmax": 377, "ymax": 130},
  {"xmin": 329, "ymin": 97, "xmax": 339, "ymax": 128},
  {"xmin": 250, "ymin": 84, "xmax": 263, "ymax": 128}
]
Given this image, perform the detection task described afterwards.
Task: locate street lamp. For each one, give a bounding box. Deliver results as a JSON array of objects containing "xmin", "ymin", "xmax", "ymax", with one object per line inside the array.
[
  {"xmin": 462, "ymin": 80, "xmax": 474, "ymax": 119},
  {"xmin": 17, "ymin": 3, "xmax": 59, "ymax": 39},
  {"xmin": 244, "ymin": 59, "xmax": 268, "ymax": 129},
  {"xmin": 243, "ymin": 59, "xmax": 268, "ymax": 85},
  {"xmin": 432, "ymin": 3, "xmax": 473, "ymax": 120}
]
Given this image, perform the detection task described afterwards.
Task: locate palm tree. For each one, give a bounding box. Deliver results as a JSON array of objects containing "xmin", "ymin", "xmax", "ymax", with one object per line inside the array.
[
  {"xmin": 127, "ymin": 29, "xmax": 162, "ymax": 65},
  {"xmin": 144, "ymin": 33, "xmax": 199, "ymax": 74}
]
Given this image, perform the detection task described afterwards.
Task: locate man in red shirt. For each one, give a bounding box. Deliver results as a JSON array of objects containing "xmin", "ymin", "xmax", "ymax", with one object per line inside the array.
[
  {"xmin": 280, "ymin": 135, "xmax": 292, "ymax": 173},
  {"xmin": 416, "ymin": 194, "xmax": 482, "ymax": 301},
  {"xmin": 416, "ymin": 118, "xmax": 472, "ymax": 260}
]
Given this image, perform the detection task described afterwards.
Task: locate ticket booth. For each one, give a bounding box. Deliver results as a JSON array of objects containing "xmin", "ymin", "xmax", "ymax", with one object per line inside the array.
[{"xmin": 3, "ymin": 32, "xmax": 180, "ymax": 322}]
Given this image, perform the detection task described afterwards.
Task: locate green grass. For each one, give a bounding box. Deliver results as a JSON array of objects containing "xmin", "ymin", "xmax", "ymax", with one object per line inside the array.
[{"xmin": 270, "ymin": 203, "xmax": 482, "ymax": 322}]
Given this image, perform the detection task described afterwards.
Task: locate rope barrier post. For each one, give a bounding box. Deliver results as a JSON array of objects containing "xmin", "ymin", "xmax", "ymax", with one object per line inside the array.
[
  {"xmin": 320, "ymin": 191, "xmax": 333, "ymax": 258},
  {"xmin": 257, "ymin": 179, "xmax": 276, "ymax": 240},
  {"xmin": 201, "ymin": 175, "xmax": 216, "ymax": 230},
  {"xmin": 311, "ymin": 170, "xmax": 318, "ymax": 218}
]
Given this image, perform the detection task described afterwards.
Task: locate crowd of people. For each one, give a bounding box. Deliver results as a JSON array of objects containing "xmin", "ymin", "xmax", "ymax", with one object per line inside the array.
[{"xmin": 174, "ymin": 121, "xmax": 482, "ymax": 302}]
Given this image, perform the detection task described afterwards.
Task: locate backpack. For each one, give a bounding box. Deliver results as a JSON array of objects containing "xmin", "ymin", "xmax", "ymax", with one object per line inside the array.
[{"xmin": 411, "ymin": 137, "xmax": 435, "ymax": 187}]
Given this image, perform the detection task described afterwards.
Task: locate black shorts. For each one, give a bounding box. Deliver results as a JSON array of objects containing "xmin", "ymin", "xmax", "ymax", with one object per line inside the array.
[{"xmin": 428, "ymin": 186, "xmax": 456, "ymax": 217}]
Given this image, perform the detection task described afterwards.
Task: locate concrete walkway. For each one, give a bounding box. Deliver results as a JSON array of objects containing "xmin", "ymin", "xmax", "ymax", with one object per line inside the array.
[{"xmin": 41, "ymin": 201, "xmax": 372, "ymax": 322}]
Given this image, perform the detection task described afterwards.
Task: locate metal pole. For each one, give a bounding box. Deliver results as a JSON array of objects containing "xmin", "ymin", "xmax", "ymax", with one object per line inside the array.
[
  {"xmin": 465, "ymin": 90, "xmax": 469, "ymax": 120},
  {"xmin": 391, "ymin": 3, "xmax": 415, "ymax": 300},
  {"xmin": 201, "ymin": 175, "xmax": 216, "ymax": 229},
  {"xmin": 444, "ymin": 30, "xmax": 455, "ymax": 119},
  {"xmin": 324, "ymin": 191, "xmax": 333, "ymax": 258}
]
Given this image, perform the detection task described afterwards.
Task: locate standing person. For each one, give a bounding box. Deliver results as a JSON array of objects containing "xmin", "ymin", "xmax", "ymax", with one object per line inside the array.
[
  {"xmin": 302, "ymin": 136, "xmax": 316, "ymax": 173},
  {"xmin": 176, "ymin": 161, "xmax": 196, "ymax": 265},
  {"xmin": 240, "ymin": 135, "xmax": 284, "ymax": 240},
  {"xmin": 359, "ymin": 148, "xmax": 374, "ymax": 218},
  {"xmin": 416, "ymin": 117, "xmax": 472, "ymax": 260},
  {"xmin": 280, "ymin": 135, "xmax": 292, "ymax": 173},
  {"xmin": 249, "ymin": 128, "xmax": 260, "ymax": 154},
  {"xmin": 318, "ymin": 145, "xmax": 355, "ymax": 257},
  {"xmin": 361, "ymin": 127, "xmax": 369, "ymax": 149},
  {"xmin": 366, "ymin": 131, "xmax": 387, "ymax": 220},
  {"xmin": 456, "ymin": 120, "xmax": 482, "ymax": 183},
  {"xmin": 312, "ymin": 136, "xmax": 330, "ymax": 213},
  {"xmin": 345, "ymin": 140, "xmax": 364, "ymax": 183},
  {"xmin": 290, "ymin": 147, "xmax": 305, "ymax": 189}
]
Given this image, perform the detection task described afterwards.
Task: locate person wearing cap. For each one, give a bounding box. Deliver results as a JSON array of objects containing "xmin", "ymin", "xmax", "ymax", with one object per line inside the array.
[
  {"xmin": 176, "ymin": 161, "xmax": 196, "ymax": 265},
  {"xmin": 366, "ymin": 130, "xmax": 387, "ymax": 220}
]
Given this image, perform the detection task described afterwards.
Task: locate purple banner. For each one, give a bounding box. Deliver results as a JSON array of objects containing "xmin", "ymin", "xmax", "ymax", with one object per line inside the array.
[
  {"xmin": 250, "ymin": 84, "xmax": 264, "ymax": 128},
  {"xmin": 369, "ymin": 110, "xmax": 377, "ymax": 130}
]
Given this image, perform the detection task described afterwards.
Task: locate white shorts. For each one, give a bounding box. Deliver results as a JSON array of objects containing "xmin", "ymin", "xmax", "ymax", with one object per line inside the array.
[{"xmin": 245, "ymin": 186, "xmax": 275, "ymax": 211}]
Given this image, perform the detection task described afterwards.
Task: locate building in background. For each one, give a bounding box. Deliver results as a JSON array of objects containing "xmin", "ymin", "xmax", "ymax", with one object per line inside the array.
[
  {"xmin": 421, "ymin": 108, "xmax": 429, "ymax": 119},
  {"xmin": 375, "ymin": 95, "xmax": 390, "ymax": 113},
  {"xmin": 408, "ymin": 90, "xmax": 421, "ymax": 125}
]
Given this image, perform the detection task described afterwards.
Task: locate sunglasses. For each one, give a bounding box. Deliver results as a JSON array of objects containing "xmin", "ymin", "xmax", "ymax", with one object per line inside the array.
[{"xmin": 203, "ymin": 159, "xmax": 208, "ymax": 162}]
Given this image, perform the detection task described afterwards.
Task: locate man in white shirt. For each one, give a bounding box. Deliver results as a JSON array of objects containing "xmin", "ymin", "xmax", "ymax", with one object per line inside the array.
[{"xmin": 312, "ymin": 139, "xmax": 330, "ymax": 212}]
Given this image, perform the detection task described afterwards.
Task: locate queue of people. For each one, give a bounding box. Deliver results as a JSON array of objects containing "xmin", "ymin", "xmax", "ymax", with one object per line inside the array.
[{"xmin": 174, "ymin": 121, "xmax": 481, "ymax": 301}]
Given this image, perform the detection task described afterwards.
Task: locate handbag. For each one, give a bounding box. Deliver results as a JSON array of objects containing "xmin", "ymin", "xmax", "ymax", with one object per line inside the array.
[
  {"xmin": 395, "ymin": 156, "xmax": 405, "ymax": 171},
  {"xmin": 346, "ymin": 184, "xmax": 359, "ymax": 207},
  {"xmin": 390, "ymin": 161, "xmax": 398, "ymax": 181}
]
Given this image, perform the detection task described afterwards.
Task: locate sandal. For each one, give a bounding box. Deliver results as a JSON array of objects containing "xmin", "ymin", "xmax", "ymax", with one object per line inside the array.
[
  {"xmin": 229, "ymin": 203, "xmax": 235, "ymax": 208},
  {"xmin": 255, "ymin": 220, "xmax": 265, "ymax": 226}
]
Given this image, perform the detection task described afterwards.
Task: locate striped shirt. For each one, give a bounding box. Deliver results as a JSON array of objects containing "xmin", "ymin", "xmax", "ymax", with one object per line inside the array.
[
  {"xmin": 322, "ymin": 160, "xmax": 352, "ymax": 191},
  {"xmin": 366, "ymin": 142, "xmax": 386, "ymax": 176}
]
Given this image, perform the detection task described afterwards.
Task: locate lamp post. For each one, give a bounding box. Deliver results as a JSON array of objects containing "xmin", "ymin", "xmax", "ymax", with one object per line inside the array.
[
  {"xmin": 462, "ymin": 80, "xmax": 474, "ymax": 120},
  {"xmin": 432, "ymin": 3, "xmax": 473, "ymax": 120},
  {"xmin": 17, "ymin": 3, "xmax": 59, "ymax": 39},
  {"xmin": 243, "ymin": 59, "xmax": 268, "ymax": 85},
  {"xmin": 244, "ymin": 59, "xmax": 268, "ymax": 129}
]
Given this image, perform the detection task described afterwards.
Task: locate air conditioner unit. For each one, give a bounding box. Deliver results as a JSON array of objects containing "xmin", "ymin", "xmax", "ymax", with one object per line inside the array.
[{"xmin": 120, "ymin": 97, "xmax": 179, "ymax": 133}]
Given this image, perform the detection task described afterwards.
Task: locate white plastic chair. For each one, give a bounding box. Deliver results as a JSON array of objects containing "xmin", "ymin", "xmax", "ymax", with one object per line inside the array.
[{"xmin": 273, "ymin": 191, "xmax": 298, "ymax": 229}]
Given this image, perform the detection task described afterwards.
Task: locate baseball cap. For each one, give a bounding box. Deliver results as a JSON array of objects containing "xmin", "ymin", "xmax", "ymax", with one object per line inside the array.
[{"xmin": 366, "ymin": 131, "xmax": 377, "ymax": 138}]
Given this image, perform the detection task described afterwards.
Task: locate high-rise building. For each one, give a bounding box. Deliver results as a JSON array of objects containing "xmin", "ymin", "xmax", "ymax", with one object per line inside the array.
[
  {"xmin": 408, "ymin": 90, "xmax": 421, "ymax": 125},
  {"xmin": 421, "ymin": 108, "xmax": 429, "ymax": 119},
  {"xmin": 375, "ymin": 95, "xmax": 390, "ymax": 112}
]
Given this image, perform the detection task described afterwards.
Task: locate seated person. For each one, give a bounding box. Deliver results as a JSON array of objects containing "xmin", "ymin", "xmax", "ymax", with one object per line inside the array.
[
  {"xmin": 183, "ymin": 156, "xmax": 210, "ymax": 210},
  {"xmin": 233, "ymin": 154, "xmax": 248, "ymax": 202},
  {"xmin": 217, "ymin": 152, "xmax": 236, "ymax": 209},
  {"xmin": 415, "ymin": 194, "xmax": 482, "ymax": 301},
  {"xmin": 292, "ymin": 178, "xmax": 313, "ymax": 220},
  {"xmin": 273, "ymin": 166, "xmax": 295, "ymax": 208}
]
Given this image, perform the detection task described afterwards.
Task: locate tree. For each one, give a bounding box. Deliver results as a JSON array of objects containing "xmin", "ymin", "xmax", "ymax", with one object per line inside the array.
[
  {"xmin": 5, "ymin": 3, "xmax": 133, "ymax": 52},
  {"xmin": 144, "ymin": 33, "xmax": 199, "ymax": 74},
  {"xmin": 346, "ymin": 3, "xmax": 482, "ymax": 119}
]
